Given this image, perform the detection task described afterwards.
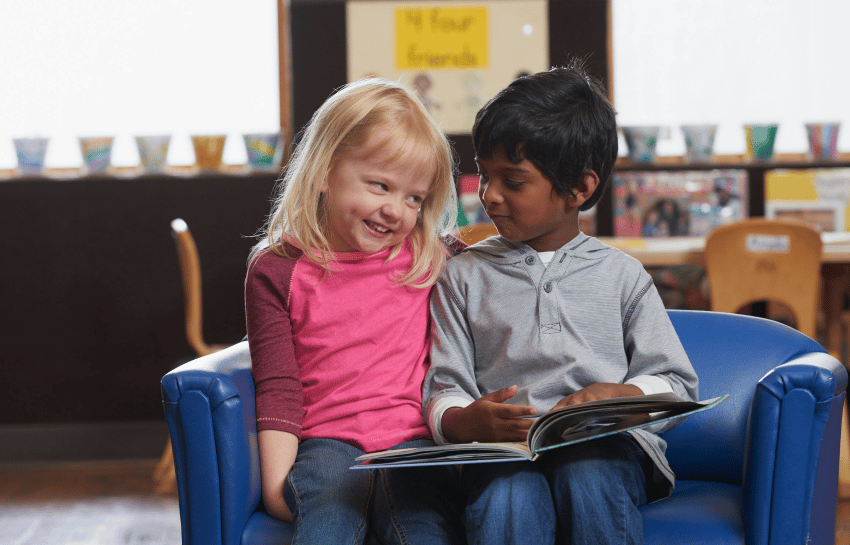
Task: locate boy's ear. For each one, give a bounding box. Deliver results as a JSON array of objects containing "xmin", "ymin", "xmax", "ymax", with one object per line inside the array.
[{"xmin": 569, "ymin": 170, "xmax": 600, "ymax": 208}]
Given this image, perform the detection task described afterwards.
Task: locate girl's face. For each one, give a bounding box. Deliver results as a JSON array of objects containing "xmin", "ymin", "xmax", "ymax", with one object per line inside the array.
[{"xmin": 321, "ymin": 134, "xmax": 433, "ymax": 254}]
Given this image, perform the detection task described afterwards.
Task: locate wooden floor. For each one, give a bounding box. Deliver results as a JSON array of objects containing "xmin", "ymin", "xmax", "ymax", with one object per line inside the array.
[
  {"xmin": 0, "ymin": 458, "xmax": 848, "ymax": 544},
  {"xmin": 0, "ymin": 459, "xmax": 180, "ymax": 545}
]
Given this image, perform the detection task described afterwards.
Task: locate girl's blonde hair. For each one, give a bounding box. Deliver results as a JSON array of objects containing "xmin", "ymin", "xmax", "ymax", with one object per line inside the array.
[{"xmin": 252, "ymin": 77, "xmax": 457, "ymax": 288}]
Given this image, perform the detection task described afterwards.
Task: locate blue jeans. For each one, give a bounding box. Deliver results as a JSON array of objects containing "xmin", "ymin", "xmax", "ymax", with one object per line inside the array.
[
  {"xmin": 283, "ymin": 438, "xmax": 463, "ymax": 545},
  {"xmin": 462, "ymin": 433, "xmax": 649, "ymax": 545}
]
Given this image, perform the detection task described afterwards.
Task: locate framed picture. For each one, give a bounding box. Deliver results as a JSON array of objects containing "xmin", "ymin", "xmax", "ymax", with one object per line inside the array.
[{"xmin": 765, "ymin": 200, "xmax": 845, "ymax": 233}]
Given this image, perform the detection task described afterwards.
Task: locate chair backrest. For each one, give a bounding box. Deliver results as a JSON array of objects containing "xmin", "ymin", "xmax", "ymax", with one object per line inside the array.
[
  {"xmin": 171, "ymin": 218, "xmax": 218, "ymax": 357},
  {"xmin": 456, "ymin": 222, "xmax": 499, "ymax": 245},
  {"xmin": 663, "ymin": 310, "xmax": 827, "ymax": 483},
  {"xmin": 704, "ymin": 218, "xmax": 822, "ymax": 339}
]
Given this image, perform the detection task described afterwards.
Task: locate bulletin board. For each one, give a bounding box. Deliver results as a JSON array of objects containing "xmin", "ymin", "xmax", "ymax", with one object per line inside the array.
[{"xmin": 347, "ymin": 0, "xmax": 549, "ymax": 134}]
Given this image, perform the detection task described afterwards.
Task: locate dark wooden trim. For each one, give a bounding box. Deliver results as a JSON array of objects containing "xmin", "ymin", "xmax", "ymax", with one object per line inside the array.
[
  {"xmin": 278, "ymin": 0, "xmax": 294, "ymax": 155},
  {"xmin": 0, "ymin": 421, "xmax": 169, "ymax": 462}
]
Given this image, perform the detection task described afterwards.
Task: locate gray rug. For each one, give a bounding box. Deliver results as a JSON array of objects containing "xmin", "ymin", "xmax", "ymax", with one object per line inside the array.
[{"xmin": 0, "ymin": 497, "xmax": 180, "ymax": 545}]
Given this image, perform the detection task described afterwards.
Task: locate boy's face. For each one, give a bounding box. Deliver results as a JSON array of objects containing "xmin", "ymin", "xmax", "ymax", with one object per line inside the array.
[{"xmin": 477, "ymin": 146, "xmax": 580, "ymax": 252}]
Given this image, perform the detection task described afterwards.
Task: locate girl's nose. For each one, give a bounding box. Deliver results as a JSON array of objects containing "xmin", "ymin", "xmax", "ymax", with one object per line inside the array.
[{"xmin": 381, "ymin": 198, "xmax": 403, "ymax": 221}]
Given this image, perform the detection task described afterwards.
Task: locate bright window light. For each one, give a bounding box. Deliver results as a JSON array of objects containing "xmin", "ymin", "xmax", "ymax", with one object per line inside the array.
[
  {"xmin": 0, "ymin": 0, "xmax": 279, "ymax": 169},
  {"xmin": 612, "ymin": 0, "xmax": 850, "ymax": 157}
]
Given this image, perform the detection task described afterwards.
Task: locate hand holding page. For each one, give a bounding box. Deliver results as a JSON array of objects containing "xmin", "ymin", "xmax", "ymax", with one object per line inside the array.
[{"xmin": 352, "ymin": 393, "xmax": 728, "ymax": 469}]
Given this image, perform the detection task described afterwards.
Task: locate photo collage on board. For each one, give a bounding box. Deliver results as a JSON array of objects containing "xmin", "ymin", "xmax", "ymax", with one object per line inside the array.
[{"xmin": 613, "ymin": 170, "xmax": 748, "ymax": 237}]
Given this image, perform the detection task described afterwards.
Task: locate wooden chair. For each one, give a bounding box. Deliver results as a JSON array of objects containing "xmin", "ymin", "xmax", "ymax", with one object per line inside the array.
[
  {"xmin": 153, "ymin": 218, "xmax": 230, "ymax": 494},
  {"xmin": 704, "ymin": 218, "xmax": 822, "ymax": 339},
  {"xmin": 456, "ymin": 222, "xmax": 499, "ymax": 245}
]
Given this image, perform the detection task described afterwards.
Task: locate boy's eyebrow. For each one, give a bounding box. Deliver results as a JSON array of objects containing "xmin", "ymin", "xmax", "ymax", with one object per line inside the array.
[{"xmin": 475, "ymin": 157, "xmax": 531, "ymax": 174}]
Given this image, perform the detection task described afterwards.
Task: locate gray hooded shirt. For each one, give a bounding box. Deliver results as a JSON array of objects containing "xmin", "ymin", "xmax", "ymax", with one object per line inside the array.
[{"xmin": 423, "ymin": 232, "xmax": 699, "ymax": 498}]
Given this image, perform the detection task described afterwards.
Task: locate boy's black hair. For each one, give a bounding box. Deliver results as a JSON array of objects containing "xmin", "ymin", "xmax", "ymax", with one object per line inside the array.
[{"xmin": 471, "ymin": 58, "xmax": 618, "ymax": 211}]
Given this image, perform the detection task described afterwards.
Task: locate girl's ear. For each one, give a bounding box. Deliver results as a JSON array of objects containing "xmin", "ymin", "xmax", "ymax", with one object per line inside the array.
[{"xmin": 570, "ymin": 170, "xmax": 600, "ymax": 208}]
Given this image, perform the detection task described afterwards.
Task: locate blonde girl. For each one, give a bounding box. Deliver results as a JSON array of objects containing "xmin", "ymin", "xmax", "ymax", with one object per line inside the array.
[{"xmin": 245, "ymin": 78, "xmax": 462, "ymax": 545}]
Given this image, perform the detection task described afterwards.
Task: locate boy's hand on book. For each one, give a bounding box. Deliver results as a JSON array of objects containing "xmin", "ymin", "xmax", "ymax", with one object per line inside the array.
[
  {"xmin": 550, "ymin": 383, "xmax": 644, "ymax": 412},
  {"xmin": 442, "ymin": 385, "xmax": 537, "ymax": 443}
]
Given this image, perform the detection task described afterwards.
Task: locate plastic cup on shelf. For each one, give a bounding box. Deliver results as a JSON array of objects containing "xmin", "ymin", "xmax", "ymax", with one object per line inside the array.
[
  {"xmin": 79, "ymin": 136, "xmax": 115, "ymax": 174},
  {"xmin": 681, "ymin": 124, "xmax": 717, "ymax": 164},
  {"xmin": 190, "ymin": 134, "xmax": 226, "ymax": 171},
  {"xmin": 13, "ymin": 137, "xmax": 50, "ymax": 175},
  {"xmin": 135, "ymin": 135, "xmax": 171, "ymax": 172},
  {"xmin": 243, "ymin": 132, "xmax": 281, "ymax": 171},
  {"xmin": 743, "ymin": 124, "xmax": 778, "ymax": 161},
  {"xmin": 805, "ymin": 122, "xmax": 840, "ymax": 161},
  {"xmin": 621, "ymin": 126, "xmax": 661, "ymax": 163}
]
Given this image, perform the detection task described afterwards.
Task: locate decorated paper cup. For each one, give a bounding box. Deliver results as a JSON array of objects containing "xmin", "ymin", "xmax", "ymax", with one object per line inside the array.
[
  {"xmin": 805, "ymin": 122, "xmax": 840, "ymax": 161},
  {"xmin": 79, "ymin": 136, "xmax": 115, "ymax": 174},
  {"xmin": 622, "ymin": 126, "xmax": 661, "ymax": 163},
  {"xmin": 135, "ymin": 135, "xmax": 171, "ymax": 172},
  {"xmin": 13, "ymin": 137, "xmax": 49, "ymax": 175},
  {"xmin": 681, "ymin": 124, "xmax": 717, "ymax": 163},
  {"xmin": 191, "ymin": 134, "xmax": 226, "ymax": 170},
  {"xmin": 743, "ymin": 124, "xmax": 778, "ymax": 161},
  {"xmin": 243, "ymin": 132, "xmax": 280, "ymax": 170}
]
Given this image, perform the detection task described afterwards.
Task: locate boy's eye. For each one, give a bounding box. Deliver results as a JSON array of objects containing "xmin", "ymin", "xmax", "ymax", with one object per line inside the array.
[{"xmin": 370, "ymin": 182, "xmax": 389, "ymax": 191}]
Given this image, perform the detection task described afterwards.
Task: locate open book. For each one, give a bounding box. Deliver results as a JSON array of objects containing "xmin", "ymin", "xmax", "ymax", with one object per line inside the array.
[{"xmin": 351, "ymin": 393, "xmax": 728, "ymax": 469}]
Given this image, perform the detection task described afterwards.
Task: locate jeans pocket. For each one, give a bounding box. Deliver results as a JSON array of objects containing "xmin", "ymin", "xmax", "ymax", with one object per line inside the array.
[{"xmin": 283, "ymin": 472, "xmax": 299, "ymax": 521}]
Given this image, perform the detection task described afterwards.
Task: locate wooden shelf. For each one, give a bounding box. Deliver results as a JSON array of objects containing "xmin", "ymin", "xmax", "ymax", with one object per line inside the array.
[
  {"xmin": 615, "ymin": 153, "xmax": 850, "ymax": 171},
  {"xmin": 0, "ymin": 164, "xmax": 278, "ymax": 181}
]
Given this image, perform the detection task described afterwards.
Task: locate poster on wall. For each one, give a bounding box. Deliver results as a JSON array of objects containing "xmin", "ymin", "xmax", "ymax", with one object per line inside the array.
[
  {"xmin": 347, "ymin": 0, "xmax": 549, "ymax": 134},
  {"xmin": 765, "ymin": 169, "xmax": 850, "ymax": 232},
  {"xmin": 612, "ymin": 170, "xmax": 748, "ymax": 237}
]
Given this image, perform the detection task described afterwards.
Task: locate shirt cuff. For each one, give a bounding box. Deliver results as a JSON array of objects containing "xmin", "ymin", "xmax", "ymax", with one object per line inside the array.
[
  {"xmin": 428, "ymin": 395, "xmax": 473, "ymax": 445},
  {"xmin": 625, "ymin": 375, "xmax": 674, "ymax": 395}
]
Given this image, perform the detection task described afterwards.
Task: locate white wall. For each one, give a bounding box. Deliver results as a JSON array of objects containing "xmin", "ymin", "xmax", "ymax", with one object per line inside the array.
[
  {"xmin": 0, "ymin": 1, "xmax": 279, "ymax": 168},
  {"xmin": 612, "ymin": 0, "xmax": 850, "ymax": 156}
]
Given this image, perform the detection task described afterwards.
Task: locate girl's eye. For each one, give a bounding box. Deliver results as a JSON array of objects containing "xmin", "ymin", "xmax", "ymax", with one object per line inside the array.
[{"xmin": 370, "ymin": 182, "xmax": 389, "ymax": 192}]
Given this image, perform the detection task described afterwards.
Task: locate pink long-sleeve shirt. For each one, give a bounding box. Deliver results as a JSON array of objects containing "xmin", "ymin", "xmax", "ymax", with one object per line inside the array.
[{"xmin": 244, "ymin": 241, "xmax": 433, "ymax": 452}]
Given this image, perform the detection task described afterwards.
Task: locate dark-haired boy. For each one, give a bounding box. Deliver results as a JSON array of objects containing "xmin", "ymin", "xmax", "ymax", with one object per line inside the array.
[{"xmin": 422, "ymin": 62, "xmax": 699, "ymax": 545}]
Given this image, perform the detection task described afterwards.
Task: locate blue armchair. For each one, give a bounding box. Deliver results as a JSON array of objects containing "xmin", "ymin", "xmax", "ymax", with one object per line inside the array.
[{"xmin": 161, "ymin": 310, "xmax": 847, "ymax": 544}]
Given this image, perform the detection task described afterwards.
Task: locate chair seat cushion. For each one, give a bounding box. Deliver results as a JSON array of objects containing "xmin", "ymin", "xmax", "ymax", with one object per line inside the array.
[
  {"xmin": 641, "ymin": 480, "xmax": 743, "ymax": 545},
  {"xmin": 241, "ymin": 511, "xmax": 294, "ymax": 545}
]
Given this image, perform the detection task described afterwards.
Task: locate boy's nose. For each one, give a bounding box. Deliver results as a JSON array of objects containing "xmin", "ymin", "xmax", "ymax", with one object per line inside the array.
[{"xmin": 480, "ymin": 182, "xmax": 502, "ymax": 205}]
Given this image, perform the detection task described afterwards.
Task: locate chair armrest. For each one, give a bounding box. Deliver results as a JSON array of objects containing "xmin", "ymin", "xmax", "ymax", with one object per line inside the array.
[
  {"xmin": 743, "ymin": 351, "xmax": 847, "ymax": 545},
  {"xmin": 162, "ymin": 341, "xmax": 262, "ymax": 545}
]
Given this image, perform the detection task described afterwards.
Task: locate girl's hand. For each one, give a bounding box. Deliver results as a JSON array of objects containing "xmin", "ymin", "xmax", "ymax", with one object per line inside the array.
[
  {"xmin": 550, "ymin": 383, "xmax": 643, "ymax": 412},
  {"xmin": 442, "ymin": 385, "xmax": 537, "ymax": 443}
]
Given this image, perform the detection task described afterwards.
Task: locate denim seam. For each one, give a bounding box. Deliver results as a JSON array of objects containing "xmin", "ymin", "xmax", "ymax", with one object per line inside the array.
[
  {"xmin": 351, "ymin": 470, "xmax": 373, "ymax": 545},
  {"xmin": 380, "ymin": 469, "xmax": 410, "ymax": 545}
]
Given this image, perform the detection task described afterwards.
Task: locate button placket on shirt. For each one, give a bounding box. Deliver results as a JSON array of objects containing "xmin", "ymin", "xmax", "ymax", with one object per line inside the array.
[{"xmin": 521, "ymin": 251, "xmax": 569, "ymax": 335}]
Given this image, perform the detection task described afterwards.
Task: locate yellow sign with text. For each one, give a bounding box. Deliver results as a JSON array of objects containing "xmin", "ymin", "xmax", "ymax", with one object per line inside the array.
[{"xmin": 395, "ymin": 6, "xmax": 488, "ymax": 70}]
